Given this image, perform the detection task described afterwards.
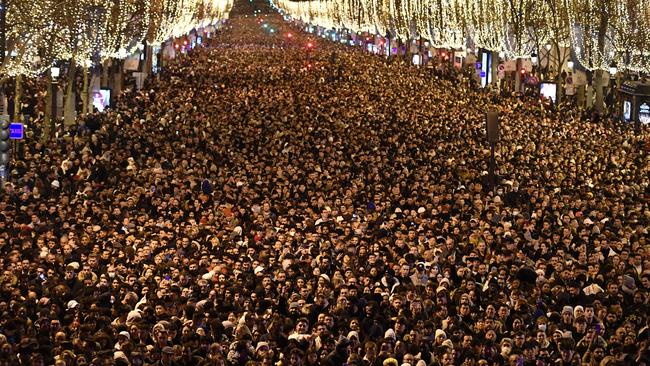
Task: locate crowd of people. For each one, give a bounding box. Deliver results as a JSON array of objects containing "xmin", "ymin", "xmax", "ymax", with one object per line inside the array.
[{"xmin": 0, "ymin": 0, "xmax": 649, "ymax": 365}]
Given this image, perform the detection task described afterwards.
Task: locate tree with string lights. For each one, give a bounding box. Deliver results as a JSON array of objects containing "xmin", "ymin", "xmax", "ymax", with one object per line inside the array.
[{"xmin": 567, "ymin": 0, "xmax": 622, "ymax": 112}]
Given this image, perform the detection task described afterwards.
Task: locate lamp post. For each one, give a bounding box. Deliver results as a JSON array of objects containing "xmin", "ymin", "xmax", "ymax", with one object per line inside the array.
[
  {"xmin": 608, "ymin": 62, "xmax": 617, "ymax": 79},
  {"xmin": 531, "ymin": 52, "xmax": 538, "ymax": 80},
  {"xmin": 385, "ymin": 32, "xmax": 391, "ymax": 58},
  {"xmin": 50, "ymin": 66, "xmax": 60, "ymax": 137},
  {"xmin": 305, "ymin": 40, "xmax": 314, "ymax": 68},
  {"xmin": 608, "ymin": 61, "xmax": 618, "ymax": 113},
  {"xmin": 486, "ymin": 111, "xmax": 499, "ymax": 194}
]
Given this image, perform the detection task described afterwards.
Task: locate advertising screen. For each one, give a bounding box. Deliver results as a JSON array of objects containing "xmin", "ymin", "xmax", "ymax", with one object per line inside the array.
[
  {"xmin": 623, "ymin": 100, "xmax": 632, "ymax": 122},
  {"xmin": 480, "ymin": 52, "xmax": 489, "ymax": 88},
  {"xmin": 92, "ymin": 89, "xmax": 111, "ymax": 112},
  {"xmin": 640, "ymin": 102, "xmax": 650, "ymax": 124},
  {"xmin": 539, "ymin": 83, "xmax": 557, "ymax": 103}
]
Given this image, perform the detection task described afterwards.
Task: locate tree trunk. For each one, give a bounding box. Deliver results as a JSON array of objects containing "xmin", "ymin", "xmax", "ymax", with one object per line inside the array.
[
  {"xmin": 102, "ymin": 59, "xmax": 110, "ymax": 88},
  {"xmin": 113, "ymin": 59, "xmax": 123, "ymax": 99},
  {"xmin": 405, "ymin": 38, "xmax": 411, "ymax": 61},
  {"xmin": 577, "ymin": 85, "xmax": 585, "ymax": 109},
  {"xmin": 594, "ymin": 7, "xmax": 608, "ymax": 113},
  {"xmin": 64, "ymin": 60, "xmax": 77, "ymax": 126},
  {"xmin": 145, "ymin": 45, "xmax": 153, "ymax": 76},
  {"xmin": 0, "ymin": 84, "xmax": 7, "ymax": 116},
  {"xmin": 554, "ymin": 44, "xmax": 563, "ymax": 102},
  {"xmin": 81, "ymin": 65, "xmax": 89, "ymax": 115},
  {"xmin": 13, "ymin": 74, "xmax": 21, "ymax": 123},
  {"xmin": 594, "ymin": 69, "xmax": 604, "ymax": 112},
  {"xmin": 514, "ymin": 58, "xmax": 521, "ymax": 93}
]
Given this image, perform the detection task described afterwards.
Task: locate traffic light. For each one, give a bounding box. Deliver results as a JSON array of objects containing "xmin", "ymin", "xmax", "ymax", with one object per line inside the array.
[
  {"xmin": 0, "ymin": 119, "xmax": 9, "ymax": 166},
  {"xmin": 306, "ymin": 42, "xmax": 313, "ymax": 49},
  {"xmin": 287, "ymin": 33, "xmax": 292, "ymax": 39}
]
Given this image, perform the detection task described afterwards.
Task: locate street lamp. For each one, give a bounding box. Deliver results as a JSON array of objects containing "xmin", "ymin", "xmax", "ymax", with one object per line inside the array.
[
  {"xmin": 607, "ymin": 61, "xmax": 619, "ymax": 111},
  {"xmin": 567, "ymin": 60, "xmax": 574, "ymax": 70},
  {"xmin": 50, "ymin": 66, "xmax": 60, "ymax": 123},
  {"xmin": 306, "ymin": 41, "xmax": 314, "ymax": 64},
  {"xmin": 531, "ymin": 52, "xmax": 538, "ymax": 65},
  {"xmin": 608, "ymin": 61, "xmax": 617, "ymax": 77}
]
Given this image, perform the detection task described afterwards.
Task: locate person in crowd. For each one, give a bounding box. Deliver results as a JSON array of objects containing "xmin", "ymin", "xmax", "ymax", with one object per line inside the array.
[{"xmin": 0, "ymin": 0, "xmax": 648, "ymax": 365}]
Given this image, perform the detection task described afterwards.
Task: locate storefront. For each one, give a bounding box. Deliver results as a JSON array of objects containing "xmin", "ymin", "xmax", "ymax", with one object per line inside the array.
[{"xmin": 619, "ymin": 80, "xmax": 650, "ymax": 129}]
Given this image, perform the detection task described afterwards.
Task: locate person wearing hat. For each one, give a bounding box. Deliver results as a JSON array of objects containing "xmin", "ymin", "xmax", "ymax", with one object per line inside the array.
[
  {"xmin": 159, "ymin": 346, "xmax": 177, "ymax": 366},
  {"xmin": 0, "ymin": 8, "xmax": 648, "ymax": 366},
  {"xmin": 254, "ymin": 341, "xmax": 271, "ymax": 360},
  {"xmin": 382, "ymin": 357, "xmax": 399, "ymax": 366},
  {"xmin": 434, "ymin": 329, "xmax": 447, "ymax": 347},
  {"xmin": 115, "ymin": 331, "xmax": 131, "ymax": 350},
  {"xmin": 561, "ymin": 305, "xmax": 575, "ymax": 329}
]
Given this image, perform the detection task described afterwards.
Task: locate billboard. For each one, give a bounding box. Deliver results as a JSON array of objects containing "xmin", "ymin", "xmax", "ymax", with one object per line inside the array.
[
  {"xmin": 623, "ymin": 100, "xmax": 632, "ymax": 122},
  {"xmin": 92, "ymin": 89, "xmax": 111, "ymax": 112},
  {"xmin": 640, "ymin": 102, "xmax": 650, "ymax": 124},
  {"xmin": 540, "ymin": 83, "xmax": 557, "ymax": 103}
]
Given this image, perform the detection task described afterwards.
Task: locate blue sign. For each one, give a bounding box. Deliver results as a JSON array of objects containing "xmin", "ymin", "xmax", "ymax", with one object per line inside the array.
[
  {"xmin": 9, "ymin": 123, "xmax": 23, "ymax": 139},
  {"xmin": 480, "ymin": 71, "xmax": 487, "ymax": 77},
  {"xmin": 476, "ymin": 62, "xmax": 482, "ymax": 69}
]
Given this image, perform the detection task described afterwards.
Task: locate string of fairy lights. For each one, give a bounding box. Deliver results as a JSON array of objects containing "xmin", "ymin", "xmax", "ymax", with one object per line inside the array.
[
  {"xmin": 1, "ymin": 0, "xmax": 233, "ymax": 77},
  {"xmin": 273, "ymin": 0, "xmax": 650, "ymax": 74}
]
